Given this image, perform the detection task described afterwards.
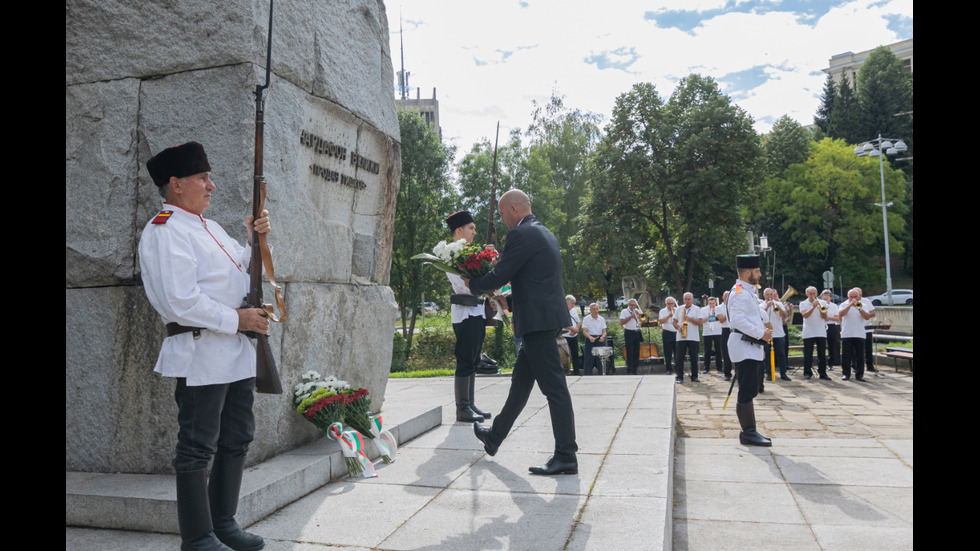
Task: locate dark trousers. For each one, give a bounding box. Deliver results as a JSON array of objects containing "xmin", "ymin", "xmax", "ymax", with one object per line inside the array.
[
  {"xmin": 453, "ymin": 315, "xmax": 486, "ymax": 378},
  {"xmin": 864, "ymin": 332, "xmax": 876, "ymax": 371},
  {"xmin": 624, "ymin": 329, "xmax": 641, "ymax": 374},
  {"xmin": 803, "ymin": 337, "xmax": 827, "ymax": 377},
  {"xmin": 721, "ymin": 328, "xmax": 733, "ymax": 377},
  {"xmin": 826, "ymin": 324, "xmax": 841, "ymax": 366},
  {"xmin": 173, "ymin": 377, "xmax": 256, "ymax": 473},
  {"xmin": 565, "ymin": 335, "xmax": 582, "ymax": 374},
  {"xmin": 842, "ymin": 337, "xmax": 865, "ymax": 378},
  {"xmin": 675, "ymin": 340, "xmax": 699, "ymax": 378},
  {"xmin": 582, "ymin": 338, "xmax": 601, "ymax": 375},
  {"xmin": 735, "ymin": 359, "xmax": 762, "ymax": 404},
  {"xmin": 763, "ymin": 337, "xmax": 788, "ymax": 377},
  {"xmin": 489, "ymin": 330, "xmax": 578, "ymax": 462},
  {"xmin": 662, "ymin": 331, "xmax": 676, "ymax": 373},
  {"xmin": 703, "ymin": 335, "xmax": 722, "ymax": 372}
]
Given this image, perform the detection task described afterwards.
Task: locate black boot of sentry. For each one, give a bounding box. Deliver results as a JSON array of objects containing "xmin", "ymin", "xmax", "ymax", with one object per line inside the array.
[
  {"xmin": 209, "ymin": 456, "xmax": 265, "ymax": 551},
  {"xmin": 468, "ymin": 374, "xmax": 492, "ymax": 419},
  {"xmin": 455, "ymin": 376, "xmax": 485, "ymax": 422},
  {"xmin": 177, "ymin": 469, "xmax": 233, "ymax": 551},
  {"xmin": 736, "ymin": 402, "xmax": 772, "ymax": 447}
]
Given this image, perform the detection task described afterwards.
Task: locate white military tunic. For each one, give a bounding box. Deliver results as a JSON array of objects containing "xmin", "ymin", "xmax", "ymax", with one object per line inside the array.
[{"xmin": 139, "ymin": 204, "xmax": 256, "ymax": 386}]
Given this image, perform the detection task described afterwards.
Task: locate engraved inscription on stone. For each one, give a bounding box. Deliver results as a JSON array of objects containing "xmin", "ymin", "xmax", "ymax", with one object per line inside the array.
[{"xmin": 301, "ymin": 129, "xmax": 380, "ymax": 191}]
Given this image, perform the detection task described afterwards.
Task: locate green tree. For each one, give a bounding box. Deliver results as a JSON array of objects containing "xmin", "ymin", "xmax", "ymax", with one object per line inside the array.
[
  {"xmin": 762, "ymin": 116, "xmax": 812, "ymax": 178},
  {"xmin": 827, "ymin": 73, "xmax": 863, "ymax": 144},
  {"xmin": 390, "ymin": 108, "xmax": 457, "ymax": 351},
  {"xmin": 581, "ymin": 76, "xmax": 762, "ymax": 296},
  {"xmin": 525, "ymin": 91, "xmax": 602, "ymax": 294},
  {"xmin": 856, "ymin": 46, "xmax": 913, "ymax": 143},
  {"xmin": 757, "ymin": 138, "xmax": 906, "ymax": 288},
  {"xmin": 813, "ymin": 75, "xmax": 836, "ymax": 137}
]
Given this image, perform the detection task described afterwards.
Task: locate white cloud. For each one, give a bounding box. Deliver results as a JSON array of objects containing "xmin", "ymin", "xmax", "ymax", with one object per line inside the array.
[{"xmin": 392, "ymin": 0, "xmax": 912, "ymax": 154}]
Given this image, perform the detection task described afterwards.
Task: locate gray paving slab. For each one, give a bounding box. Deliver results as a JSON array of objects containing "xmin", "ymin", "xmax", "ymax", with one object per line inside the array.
[{"xmin": 67, "ymin": 368, "xmax": 912, "ymax": 550}]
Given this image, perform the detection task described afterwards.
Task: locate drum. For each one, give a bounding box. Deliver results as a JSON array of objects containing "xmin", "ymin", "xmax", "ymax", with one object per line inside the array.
[
  {"xmin": 557, "ymin": 335, "xmax": 571, "ymax": 371},
  {"xmin": 592, "ymin": 346, "xmax": 613, "ymax": 358}
]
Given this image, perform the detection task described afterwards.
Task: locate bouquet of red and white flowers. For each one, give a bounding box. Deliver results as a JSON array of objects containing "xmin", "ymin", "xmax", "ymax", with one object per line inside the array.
[
  {"xmin": 411, "ymin": 238, "xmax": 499, "ymax": 278},
  {"xmin": 293, "ymin": 371, "xmax": 374, "ymax": 438}
]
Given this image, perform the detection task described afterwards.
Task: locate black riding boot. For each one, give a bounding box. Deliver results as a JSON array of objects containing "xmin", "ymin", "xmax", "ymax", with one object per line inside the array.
[
  {"xmin": 455, "ymin": 376, "xmax": 485, "ymax": 422},
  {"xmin": 209, "ymin": 455, "xmax": 264, "ymax": 551},
  {"xmin": 177, "ymin": 469, "xmax": 233, "ymax": 551},
  {"xmin": 468, "ymin": 374, "xmax": 492, "ymax": 419},
  {"xmin": 736, "ymin": 401, "xmax": 772, "ymax": 447}
]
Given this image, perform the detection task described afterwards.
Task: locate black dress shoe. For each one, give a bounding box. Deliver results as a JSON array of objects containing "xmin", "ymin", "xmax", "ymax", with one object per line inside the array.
[
  {"xmin": 855, "ymin": 376, "xmax": 866, "ymax": 382},
  {"xmin": 819, "ymin": 374, "xmax": 832, "ymax": 380},
  {"xmin": 781, "ymin": 373, "xmax": 791, "ymax": 381},
  {"xmin": 676, "ymin": 377, "xmax": 683, "ymax": 383},
  {"xmin": 842, "ymin": 375, "xmax": 850, "ymax": 381},
  {"xmin": 473, "ymin": 422, "xmax": 499, "ymax": 456},
  {"xmin": 724, "ymin": 375, "xmax": 731, "ymax": 381},
  {"xmin": 804, "ymin": 373, "xmax": 813, "ymax": 380},
  {"xmin": 691, "ymin": 376, "xmax": 700, "ymax": 382},
  {"xmin": 529, "ymin": 456, "xmax": 578, "ymax": 475}
]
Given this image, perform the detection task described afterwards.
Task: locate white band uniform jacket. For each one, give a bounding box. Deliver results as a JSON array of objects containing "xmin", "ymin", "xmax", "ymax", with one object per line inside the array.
[{"xmin": 139, "ymin": 204, "xmax": 256, "ymax": 386}]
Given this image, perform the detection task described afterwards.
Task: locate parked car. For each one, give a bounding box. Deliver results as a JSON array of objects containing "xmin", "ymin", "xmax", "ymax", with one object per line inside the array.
[
  {"xmin": 615, "ymin": 296, "xmax": 628, "ymax": 308},
  {"xmin": 866, "ymin": 289, "xmax": 913, "ymax": 306},
  {"xmin": 597, "ymin": 298, "xmax": 609, "ymax": 310},
  {"xmin": 422, "ymin": 301, "xmax": 439, "ymax": 313}
]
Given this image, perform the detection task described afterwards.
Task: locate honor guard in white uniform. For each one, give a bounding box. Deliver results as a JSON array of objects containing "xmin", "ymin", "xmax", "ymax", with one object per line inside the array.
[
  {"xmin": 140, "ymin": 142, "xmax": 270, "ymax": 551},
  {"xmin": 727, "ymin": 255, "xmax": 773, "ymax": 447}
]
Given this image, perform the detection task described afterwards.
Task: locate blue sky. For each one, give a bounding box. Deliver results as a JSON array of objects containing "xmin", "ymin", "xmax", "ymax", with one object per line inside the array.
[{"xmin": 391, "ymin": 0, "xmax": 912, "ymax": 157}]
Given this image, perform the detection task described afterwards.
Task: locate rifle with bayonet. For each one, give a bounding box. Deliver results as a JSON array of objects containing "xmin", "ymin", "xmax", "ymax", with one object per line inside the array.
[
  {"xmin": 247, "ymin": 0, "xmax": 285, "ymax": 394},
  {"xmin": 483, "ymin": 121, "xmax": 501, "ymax": 326}
]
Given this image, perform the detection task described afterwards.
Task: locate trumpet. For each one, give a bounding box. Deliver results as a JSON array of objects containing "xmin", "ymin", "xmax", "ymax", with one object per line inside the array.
[
  {"xmin": 855, "ymin": 300, "xmax": 863, "ymax": 310},
  {"xmin": 810, "ymin": 296, "xmax": 827, "ymax": 314}
]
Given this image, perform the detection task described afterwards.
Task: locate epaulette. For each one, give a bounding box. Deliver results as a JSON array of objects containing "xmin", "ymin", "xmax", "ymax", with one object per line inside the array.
[{"xmin": 151, "ymin": 210, "xmax": 174, "ymax": 225}]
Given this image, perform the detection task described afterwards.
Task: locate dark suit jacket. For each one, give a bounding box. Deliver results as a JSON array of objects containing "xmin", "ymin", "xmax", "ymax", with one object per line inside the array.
[{"xmin": 470, "ymin": 214, "xmax": 571, "ymax": 338}]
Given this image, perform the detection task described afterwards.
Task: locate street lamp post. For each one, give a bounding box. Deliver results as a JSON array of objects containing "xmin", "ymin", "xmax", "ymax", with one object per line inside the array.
[{"xmin": 854, "ymin": 134, "xmax": 907, "ymax": 305}]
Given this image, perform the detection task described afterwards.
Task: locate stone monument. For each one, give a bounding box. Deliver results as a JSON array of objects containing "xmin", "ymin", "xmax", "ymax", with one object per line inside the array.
[{"xmin": 66, "ymin": 0, "xmax": 400, "ymax": 474}]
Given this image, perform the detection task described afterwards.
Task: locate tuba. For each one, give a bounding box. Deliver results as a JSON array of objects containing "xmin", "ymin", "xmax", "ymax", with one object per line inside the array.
[{"xmin": 780, "ymin": 286, "xmax": 798, "ymax": 303}]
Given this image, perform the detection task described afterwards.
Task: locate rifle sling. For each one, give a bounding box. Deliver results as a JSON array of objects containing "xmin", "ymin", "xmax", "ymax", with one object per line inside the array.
[{"xmin": 257, "ymin": 181, "xmax": 287, "ymax": 322}]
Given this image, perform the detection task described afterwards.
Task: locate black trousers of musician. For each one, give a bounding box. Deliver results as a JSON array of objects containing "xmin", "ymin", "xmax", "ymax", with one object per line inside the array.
[
  {"xmin": 488, "ymin": 330, "xmax": 578, "ymax": 462},
  {"xmin": 675, "ymin": 340, "xmax": 699, "ymax": 379},
  {"xmin": 826, "ymin": 324, "xmax": 841, "ymax": 367},
  {"xmin": 803, "ymin": 337, "xmax": 827, "ymax": 378},
  {"xmin": 624, "ymin": 329, "xmax": 641, "ymax": 375},
  {"xmin": 453, "ymin": 315, "xmax": 486, "ymax": 378},
  {"xmin": 841, "ymin": 337, "xmax": 865, "ymax": 379},
  {"xmin": 662, "ymin": 331, "xmax": 676, "ymax": 374},
  {"xmin": 582, "ymin": 338, "xmax": 601, "ymax": 376},
  {"xmin": 735, "ymin": 359, "xmax": 762, "ymax": 404},
  {"xmin": 721, "ymin": 328, "xmax": 733, "ymax": 377},
  {"xmin": 703, "ymin": 335, "xmax": 722, "ymax": 373},
  {"xmin": 864, "ymin": 332, "xmax": 876, "ymax": 371},
  {"xmin": 763, "ymin": 337, "xmax": 788, "ymax": 375},
  {"xmin": 565, "ymin": 335, "xmax": 582, "ymax": 374}
]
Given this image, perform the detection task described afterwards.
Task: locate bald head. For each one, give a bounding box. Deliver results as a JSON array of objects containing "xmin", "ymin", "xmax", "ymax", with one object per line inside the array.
[{"xmin": 498, "ymin": 189, "xmax": 532, "ymax": 230}]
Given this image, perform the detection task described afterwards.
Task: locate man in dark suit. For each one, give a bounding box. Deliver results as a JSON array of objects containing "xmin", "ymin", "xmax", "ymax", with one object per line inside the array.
[{"xmin": 466, "ymin": 190, "xmax": 579, "ymax": 475}]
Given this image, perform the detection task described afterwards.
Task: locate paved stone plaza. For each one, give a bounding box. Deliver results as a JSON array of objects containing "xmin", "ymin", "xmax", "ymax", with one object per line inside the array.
[{"xmin": 67, "ymin": 367, "xmax": 912, "ymax": 550}]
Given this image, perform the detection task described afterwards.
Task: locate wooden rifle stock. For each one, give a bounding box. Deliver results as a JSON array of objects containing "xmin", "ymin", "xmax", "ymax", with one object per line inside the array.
[{"xmin": 248, "ymin": 0, "xmax": 282, "ymax": 394}]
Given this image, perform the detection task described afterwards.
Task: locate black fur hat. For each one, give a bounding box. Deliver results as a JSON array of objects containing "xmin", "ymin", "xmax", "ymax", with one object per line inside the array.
[
  {"xmin": 446, "ymin": 210, "xmax": 475, "ymax": 232},
  {"xmin": 146, "ymin": 142, "xmax": 212, "ymax": 187}
]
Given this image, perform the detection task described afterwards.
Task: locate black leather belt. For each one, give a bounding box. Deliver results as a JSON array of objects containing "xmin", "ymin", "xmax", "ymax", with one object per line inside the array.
[
  {"xmin": 733, "ymin": 329, "xmax": 766, "ymax": 346},
  {"xmin": 450, "ymin": 294, "xmax": 485, "ymax": 306},
  {"xmin": 166, "ymin": 322, "xmax": 204, "ymax": 340}
]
